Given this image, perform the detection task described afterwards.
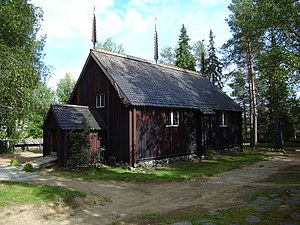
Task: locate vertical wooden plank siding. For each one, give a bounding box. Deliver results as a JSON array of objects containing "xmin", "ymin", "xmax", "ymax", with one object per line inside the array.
[
  {"xmin": 129, "ymin": 108, "xmax": 137, "ymax": 167},
  {"xmin": 136, "ymin": 108, "xmax": 198, "ymax": 160},
  {"xmin": 133, "ymin": 108, "xmax": 137, "ymax": 166},
  {"xmin": 211, "ymin": 111, "xmax": 242, "ymax": 151},
  {"xmin": 43, "ymin": 129, "xmax": 49, "ymax": 156},
  {"xmin": 68, "ymin": 58, "xmax": 130, "ymax": 163},
  {"xmin": 63, "ymin": 131, "xmax": 68, "ymax": 167},
  {"xmin": 56, "ymin": 129, "xmax": 62, "ymax": 166},
  {"xmin": 129, "ymin": 109, "xmax": 132, "ymax": 166}
]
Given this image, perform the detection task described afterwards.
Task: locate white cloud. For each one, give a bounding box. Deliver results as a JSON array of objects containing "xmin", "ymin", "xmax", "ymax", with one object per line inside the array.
[
  {"xmin": 194, "ymin": 0, "xmax": 229, "ymax": 8},
  {"xmin": 46, "ymin": 65, "xmax": 82, "ymax": 91},
  {"xmin": 31, "ymin": 0, "xmax": 233, "ymax": 90},
  {"xmin": 32, "ymin": 0, "xmax": 113, "ymax": 43}
]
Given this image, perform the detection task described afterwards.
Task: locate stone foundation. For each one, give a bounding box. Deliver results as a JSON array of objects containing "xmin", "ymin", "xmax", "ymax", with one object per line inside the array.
[
  {"xmin": 137, "ymin": 154, "xmax": 202, "ymax": 168},
  {"xmin": 136, "ymin": 146, "xmax": 242, "ymax": 168}
]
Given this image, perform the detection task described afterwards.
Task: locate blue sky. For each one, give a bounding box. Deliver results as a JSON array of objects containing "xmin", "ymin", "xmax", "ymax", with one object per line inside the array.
[{"xmin": 31, "ymin": 0, "xmax": 232, "ymax": 89}]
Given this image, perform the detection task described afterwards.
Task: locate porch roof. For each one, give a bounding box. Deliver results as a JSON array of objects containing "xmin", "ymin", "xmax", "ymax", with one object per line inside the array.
[{"xmin": 51, "ymin": 104, "xmax": 107, "ymax": 131}]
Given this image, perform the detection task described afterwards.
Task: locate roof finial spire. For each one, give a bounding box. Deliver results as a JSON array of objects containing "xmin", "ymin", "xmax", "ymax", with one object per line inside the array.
[
  {"xmin": 154, "ymin": 16, "xmax": 158, "ymax": 64},
  {"xmin": 92, "ymin": 0, "xmax": 97, "ymax": 49}
]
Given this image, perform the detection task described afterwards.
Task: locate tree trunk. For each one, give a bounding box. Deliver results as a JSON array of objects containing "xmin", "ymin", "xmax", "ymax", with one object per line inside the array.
[
  {"xmin": 274, "ymin": 110, "xmax": 283, "ymax": 149},
  {"xmin": 243, "ymin": 97, "xmax": 247, "ymax": 141},
  {"xmin": 270, "ymin": 33, "xmax": 284, "ymax": 149},
  {"xmin": 245, "ymin": 37, "xmax": 258, "ymax": 148}
]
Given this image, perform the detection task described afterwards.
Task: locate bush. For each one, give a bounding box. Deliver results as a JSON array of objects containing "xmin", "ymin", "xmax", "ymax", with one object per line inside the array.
[
  {"xmin": 206, "ymin": 149, "xmax": 217, "ymax": 160},
  {"xmin": 22, "ymin": 161, "xmax": 34, "ymax": 172},
  {"xmin": 10, "ymin": 157, "xmax": 20, "ymax": 167}
]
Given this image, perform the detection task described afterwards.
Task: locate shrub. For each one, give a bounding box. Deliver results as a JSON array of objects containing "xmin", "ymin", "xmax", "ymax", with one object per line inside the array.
[
  {"xmin": 206, "ymin": 149, "xmax": 217, "ymax": 160},
  {"xmin": 67, "ymin": 131, "xmax": 105, "ymax": 168},
  {"xmin": 22, "ymin": 161, "xmax": 34, "ymax": 172},
  {"xmin": 10, "ymin": 157, "xmax": 20, "ymax": 167}
]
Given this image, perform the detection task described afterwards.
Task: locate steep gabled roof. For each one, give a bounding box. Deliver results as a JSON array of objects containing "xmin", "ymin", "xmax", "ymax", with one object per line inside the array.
[
  {"xmin": 50, "ymin": 104, "xmax": 107, "ymax": 131},
  {"xmin": 91, "ymin": 49, "xmax": 242, "ymax": 114}
]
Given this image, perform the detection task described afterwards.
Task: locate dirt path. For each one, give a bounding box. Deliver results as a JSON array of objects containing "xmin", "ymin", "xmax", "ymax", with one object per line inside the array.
[{"xmin": 0, "ymin": 151, "xmax": 299, "ymax": 225}]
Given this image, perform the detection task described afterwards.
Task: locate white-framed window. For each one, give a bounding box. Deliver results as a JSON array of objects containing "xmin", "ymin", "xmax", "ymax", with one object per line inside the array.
[
  {"xmin": 166, "ymin": 111, "xmax": 179, "ymax": 127},
  {"xmin": 219, "ymin": 111, "xmax": 227, "ymax": 127},
  {"xmin": 96, "ymin": 93, "xmax": 105, "ymax": 108}
]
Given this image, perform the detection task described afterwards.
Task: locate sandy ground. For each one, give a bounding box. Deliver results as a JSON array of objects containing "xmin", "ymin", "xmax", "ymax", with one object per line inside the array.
[{"xmin": 0, "ymin": 150, "xmax": 299, "ymax": 225}]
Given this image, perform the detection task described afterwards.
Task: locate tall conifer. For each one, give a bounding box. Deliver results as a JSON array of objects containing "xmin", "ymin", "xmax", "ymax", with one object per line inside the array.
[{"xmin": 175, "ymin": 24, "xmax": 196, "ymax": 71}]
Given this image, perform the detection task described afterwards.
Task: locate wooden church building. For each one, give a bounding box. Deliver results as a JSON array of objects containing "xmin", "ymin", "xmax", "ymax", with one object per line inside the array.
[{"xmin": 43, "ymin": 49, "xmax": 243, "ymax": 167}]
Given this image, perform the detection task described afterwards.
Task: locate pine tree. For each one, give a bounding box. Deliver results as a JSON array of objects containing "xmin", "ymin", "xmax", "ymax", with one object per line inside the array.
[
  {"xmin": 193, "ymin": 40, "xmax": 206, "ymax": 72},
  {"xmin": 205, "ymin": 30, "xmax": 223, "ymax": 88},
  {"xmin": 228, "ymin": 69, "xmax": 249, "ymax": 141},
  {"xmin": 224, "ymin": 0, "xmax": 299, "ymax": 148},
  {"xmin": 175, "ymin": 24, "xmax": 196, "ymax": 71},
  {"xmin": 225, "ymin": 0, "xmax": 261, "ymax": 148},
  {"xmin": 255, "ymin": 0, "xmax": 299, "ymax": 148}
]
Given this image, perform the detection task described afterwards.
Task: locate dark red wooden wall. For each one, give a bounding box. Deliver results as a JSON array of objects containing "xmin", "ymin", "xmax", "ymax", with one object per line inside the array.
[
  {"xmin": 135, "ymin": 108, "xmax": 198, "ymax": 160},
  {"xmin": 69, "ymin": 58, "xmax": 130, "ymax": 163}
]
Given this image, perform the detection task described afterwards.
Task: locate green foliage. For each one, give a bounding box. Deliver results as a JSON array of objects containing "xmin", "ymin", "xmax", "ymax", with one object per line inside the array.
[
  {"xmin": 0, "ymin": 0, "xmax": 49, "ymax": 139},
  {"xmin": 0, "ymin": 181, "xmax": 85, "ymax": 207},
  {"xmin": 192, "ymin": 40, "xmax": 206, "ymax": 72},
  {"xmin": 10, "ymin": 157, "xmax": 20, "ymax": 167},
  {"xmin": 224, "ymin": 0, "xmax": 300, "ymax": 147},
  {"xmin": 228, "ymin": 69, "xmax": 249, "ymax": 141},
  {"xmin": 56, "ymin": 72, "xmax": 76, "ymax": 104},
  {"xmin": 206, "ymin": 149, "xmax": 217, "ymax": 160},
  {"xmin": 254, "ymin": 0, "xmax": 300, "ymax": 147},
  {"xmin": 67, "ymin": 130, "xmax": 104, "ymax": 168},
  {"xmin": 26, "ymin": 81, "xmax": 56, "ymax": 138},
  {"xmin": 158, "ymin": 46, "xmax": 176, "ymax": 65},
  {"xmin": 67, "ymin": 132, "xmax": 90, "ymax": 168},
  {"xmin": 205, "ymin": 30, "xmax": 223, "ymax": 88},
  {"xmin": 97, "ymin": 37, "xmax": 125, "ymax": 54},
  {"xmin": 22, "ymin": 161, "xmax": 34, "ymax": 172},
  {"xmin": 57, "ymin": 152, "xmax": 264, "ymax": 182},
  {"xmin": 175, "ymin": 24, "xmax": 196, "ymax": 71}
]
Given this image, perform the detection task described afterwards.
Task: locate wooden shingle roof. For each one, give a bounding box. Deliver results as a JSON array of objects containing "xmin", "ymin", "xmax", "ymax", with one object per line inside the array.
[
  {"xmin": 51, "ymin": 104, "xmax": 107, "ymax": 131},
  {"xmin": 91, "ymin": 49, "xmax": 242, "ymax": 114}
]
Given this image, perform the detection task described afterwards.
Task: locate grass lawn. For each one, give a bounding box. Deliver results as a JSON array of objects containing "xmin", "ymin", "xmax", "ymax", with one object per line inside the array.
[
  {"xmin": 54, "ymin": 152, "xmax": 265, "ymax": 182},
  {"xmin": 0, "ymin": 181, "xmax": 86, "ymax": 207}
]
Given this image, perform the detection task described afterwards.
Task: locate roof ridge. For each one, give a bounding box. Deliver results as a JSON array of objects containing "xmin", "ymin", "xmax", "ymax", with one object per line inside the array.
[
  {"xmin": 53, "ymin": 104, "xmax": 89, "ymax": 109},
  {"xmin": 91, "ymin": 48, "xmax": 204, "ymax": 77}
]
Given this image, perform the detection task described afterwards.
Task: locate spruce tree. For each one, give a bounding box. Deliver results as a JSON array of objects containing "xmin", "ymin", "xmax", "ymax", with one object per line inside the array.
[
  {"xmin": 175, "ymin": 24, "xmax": 196, "ymax": 71},
  {"xmin": 205, "ymin": 30, "xmax": 223, "ymax": 88}
]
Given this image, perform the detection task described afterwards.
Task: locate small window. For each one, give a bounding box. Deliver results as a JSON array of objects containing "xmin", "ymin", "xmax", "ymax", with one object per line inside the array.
[
  {"xmin": 166, "ymin": 111, "xmax": 179, "ymax": 127},
  {"xmin": 219, "ymin": 111, "xmax": 227, "ymax": 127},
  {"xmin": 96, "ymin": 93, "xmax": 105, "ymax": 108}
]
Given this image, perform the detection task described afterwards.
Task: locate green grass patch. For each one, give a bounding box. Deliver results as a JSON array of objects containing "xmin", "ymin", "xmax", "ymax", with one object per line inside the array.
[
  {"xmin": 54, "ymin": 152, "xmax": 264, "ymax": 182},
  {"xmin": 0, "ymin": 181, "xmax": 86, "ymax": 207},
  {"xmin": 115, "ymin": 187, "xmax": 300, "ymax": 225}
]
